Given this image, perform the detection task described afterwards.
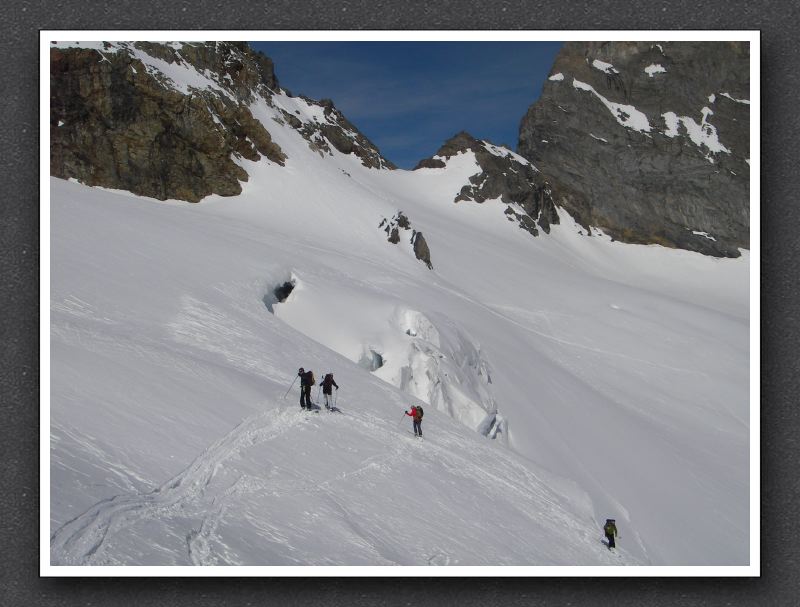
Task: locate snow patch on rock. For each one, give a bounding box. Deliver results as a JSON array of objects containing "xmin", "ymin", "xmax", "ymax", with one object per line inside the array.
[
  {"xmin": 591, "ymin": 59, "xmax": 619, "ymax": 75},
  {"xmin": 481, "ymin": 140, "xmax": 534, "ymax": 168},
  {"xmin": 573, "ymin": 79, "xmax": 651, "ymax": 133},
  {"xmin": 720, "ymin": 92, "xmax": 750, "ymax": 105},
  {"xmin": 661, "ymin": 107, "xmax": 731, "ymax": 156}
]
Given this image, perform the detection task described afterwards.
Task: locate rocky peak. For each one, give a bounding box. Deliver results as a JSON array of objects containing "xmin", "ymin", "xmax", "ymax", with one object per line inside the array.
[
  {"xmin": 415, "ymin": 131, "xmax": 559, "ymax": 238},
  {"xmin": 50, "ymin": 41, "xmax": 286, "ymax": 202},
  {"xmin": 413, "ymin": 131, "xmax": 484, "ymax": 168},
  {"xmin": 518, "ymin": 41, "xmax": 750, "ymax": 257},
  {"xmin": 133, "ymin": 41, "xmax": 280, "ymax": 101},
  {"xmin": 50, "ymin": 41, "xmax": 394, "ymax": 203},
  {"xmin": 288, "ymin": 97, "xmax": 396, "ymax": 170}
]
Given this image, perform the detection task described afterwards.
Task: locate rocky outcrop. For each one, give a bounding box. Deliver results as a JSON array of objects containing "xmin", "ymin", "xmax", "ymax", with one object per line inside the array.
[
  {"xmin": 415, "ymin": 131, "xmax": 559, "ymax": 237},
  {"xmin": 379, "ymin": 212, "xmax": 433, "ymax": 269},
  {"xmin": 518, "ymin": 42, "xmax": 750, "ymax": 257},
  {"xmin": 50, "ymin": 42, "xmax": 287, "ymax": 202},
  {"xmin": 411, "ymin": 232, "xmax": 432, "ymax": 270},
  {"xmin": 299, "ymin": 98, "xmax": 395, "ymax": 170},
  {"xmin": 50, "ymin": 41, "xmax": 394, "ymax": 203}
]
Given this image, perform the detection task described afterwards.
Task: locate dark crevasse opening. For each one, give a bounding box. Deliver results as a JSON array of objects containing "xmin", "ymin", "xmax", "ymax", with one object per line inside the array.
[
  {"xmin": 263, "ymin": 279, "xmax": 295, "ymax": 313},
  {"xmin": 273, "ymin": 281, "xmax": 295, "ymax": 303},
  {"xmin": 358, "ymin": 348, "xmax": 384, "ymax": 372}
]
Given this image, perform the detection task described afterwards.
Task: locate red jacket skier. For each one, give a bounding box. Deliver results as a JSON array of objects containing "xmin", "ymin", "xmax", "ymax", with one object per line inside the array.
[{"xmin": 405, "ymin": 405, "xmax": 423, "ymax": 437}]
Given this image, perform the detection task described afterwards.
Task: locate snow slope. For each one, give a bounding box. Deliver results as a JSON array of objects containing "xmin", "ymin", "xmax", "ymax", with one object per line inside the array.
[{"xmin": 48, "ymin": 60, "xmax": 749, "ymax": 568}]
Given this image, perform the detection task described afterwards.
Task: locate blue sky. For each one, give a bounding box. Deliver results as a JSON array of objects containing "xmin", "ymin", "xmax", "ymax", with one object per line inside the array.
[{"xmin": 249, "ymin": 42, "xmax": 563, "ymax": 169}]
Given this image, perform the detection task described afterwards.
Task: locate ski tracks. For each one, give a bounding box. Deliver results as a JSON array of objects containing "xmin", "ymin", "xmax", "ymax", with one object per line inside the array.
[{"xmin": 50, "ymin": 406, "xmax": 303, "ymax": 566}]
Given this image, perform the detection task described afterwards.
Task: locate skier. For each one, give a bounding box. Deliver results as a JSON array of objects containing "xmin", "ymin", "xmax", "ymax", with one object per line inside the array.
[
  {"xmin": 321, "ymin": 372, "xmax": 338, "ymax": 410},
  {"xmin": 405, "ymin": 405, "xmax": 424, "ymax": 437},
  {"xmin": 603, "ymin": 518, "xmax": 618, "ymax": 550},
  {"xmin": 297, "ymin": 367, "xmax": 315, "ymax": 410}
]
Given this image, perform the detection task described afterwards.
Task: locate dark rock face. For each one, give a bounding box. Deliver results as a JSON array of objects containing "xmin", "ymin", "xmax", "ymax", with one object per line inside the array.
[
  {"xmin": 379, "ymin": 212, "xmax": 433, "ymax": 269},
  {"xmin": 51, "ymin": 42, "xmax": 286, "ymax": 202},
  {"xmin": 50, "ymin": 41, "xmax": 394, "ymax": 203},
  {"xmin": 415, "ymin": 131, "xmax": 560, "ymax": 237},
  {"xmin": 518, "ymin": 42, "xmax": 750, "ymax": 257}
]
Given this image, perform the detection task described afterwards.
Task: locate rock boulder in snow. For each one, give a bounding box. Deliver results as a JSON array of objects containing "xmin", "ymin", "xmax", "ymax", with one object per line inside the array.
[
  {"xmin": 379, "ymin": 212, "xmax": 433, "ymax": 269},
  {"xmin": 411, "ymin": 231, "xmax": 433, "ymax": 269}
]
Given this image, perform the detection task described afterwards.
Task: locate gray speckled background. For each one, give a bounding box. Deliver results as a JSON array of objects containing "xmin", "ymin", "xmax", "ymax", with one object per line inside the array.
[{"xmin": 3, "ymin": 1, "xmax": 793, "ymax": 604}]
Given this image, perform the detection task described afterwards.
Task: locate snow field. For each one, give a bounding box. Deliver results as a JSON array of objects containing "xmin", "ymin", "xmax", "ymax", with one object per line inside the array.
[{"xmin": 49, "ymin": 56, "xmax": 749, "ymax": 566}]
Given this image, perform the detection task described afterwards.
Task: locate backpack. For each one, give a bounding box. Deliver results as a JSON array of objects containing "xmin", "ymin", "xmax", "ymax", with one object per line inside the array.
[
  {"xmin": 416, "ymin": 405, "xmax": 423, "ymax": 419},
  {"xmin": 309, "ymin": 371, "xmax": 316, "ymax": 386}
]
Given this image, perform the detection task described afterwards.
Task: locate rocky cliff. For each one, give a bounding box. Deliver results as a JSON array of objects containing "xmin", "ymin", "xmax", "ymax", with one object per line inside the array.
[
  {"xmin": 50, "ymin": 41, "xmax": 393, "ymax": 202},
  {"xmin": 415, "ymin": 131, "xmax": 559, "ymax": 238},
  {"xmin": 518, "ymin": 42, "xmax": 750, "ymax": 257}
]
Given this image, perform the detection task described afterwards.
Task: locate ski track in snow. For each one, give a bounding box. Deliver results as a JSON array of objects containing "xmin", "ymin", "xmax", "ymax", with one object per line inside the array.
[
  {"xmin": 51, "ymin": 407, "xmax": 302, "ymax": 565},
  {"xmin": 48, "ymin": 48, "xmax": 748, "ymax": 564},
  {"xmin": 51, "ymin": 397, "xmax": 635, "ymax": 566}
]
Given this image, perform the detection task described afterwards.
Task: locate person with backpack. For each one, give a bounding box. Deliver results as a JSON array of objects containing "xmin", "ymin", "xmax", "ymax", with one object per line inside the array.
[
  {"xmin": 603, "ymin": 519, "xmax": 618, "ymax": 549},
  {"xmin": 297, "ymin": 367, "xmax": 315, "ymax": 410},
  {"xmin": 321, "ymin": 372, "xmax": 338, "ymax": 410},
  {"xmin": 405, "ymin": 404, "xmax": 424, "ymax": 437}
]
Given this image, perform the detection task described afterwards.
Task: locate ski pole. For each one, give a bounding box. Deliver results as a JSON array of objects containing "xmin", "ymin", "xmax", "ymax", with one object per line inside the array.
[
  {"xmin": 334, "ymin": 389, "xmax": 338, "ymax": 407},
  {"xmin": 283, "ymin": 375, "xmax": 298, "ymax": 399}
]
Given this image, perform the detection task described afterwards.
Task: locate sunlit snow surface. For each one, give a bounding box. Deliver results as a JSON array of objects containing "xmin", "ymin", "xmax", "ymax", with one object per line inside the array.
[{"xmin": 49, "ymin": 54, "xmax": 749, "ymax": 567}]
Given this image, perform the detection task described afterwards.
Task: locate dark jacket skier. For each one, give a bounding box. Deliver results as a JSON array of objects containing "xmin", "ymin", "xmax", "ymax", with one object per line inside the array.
[
  {"xmin": 298, "ymin": 367, "xmax": 315, "ymax": 409},
  {"xmin": 603, "ymin": 519, "xmax": 618, "ymax": 549},
  {"xmin": 405, "ymin": 405, "xmax": 423, "ymax": 437},
  {"xmin": 321, "ymin": 373, "xmax": 338, "ymax": 409}
]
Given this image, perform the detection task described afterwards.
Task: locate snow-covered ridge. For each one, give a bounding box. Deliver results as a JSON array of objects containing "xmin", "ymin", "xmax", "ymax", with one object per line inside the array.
[
  {"xmin": 51, "ymin": 41, "xmax": 236, "ymax": 100},
  {"xmin": 270, "ymin": 91, "xmax": 331, "ymax": 127},
  {"xmin": 481, "ymin": 140, "xmax": 533, "ymax": 168}
]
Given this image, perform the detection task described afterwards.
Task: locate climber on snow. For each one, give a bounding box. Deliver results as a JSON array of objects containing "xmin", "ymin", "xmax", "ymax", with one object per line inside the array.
[
  {"xmin": 405, "ymin": 404, "xmax": 424, "ymax": 437},
  {"xmin": 603, "ymin": 518, "xmax": 619, "ymax": 550},
  {"xmin": 321, "ymin": 372, "xmax": 338, "ymax": 410},
  {"xmin": 297, "ymin": 367, "xmax": 315, "ymax": 410}
]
